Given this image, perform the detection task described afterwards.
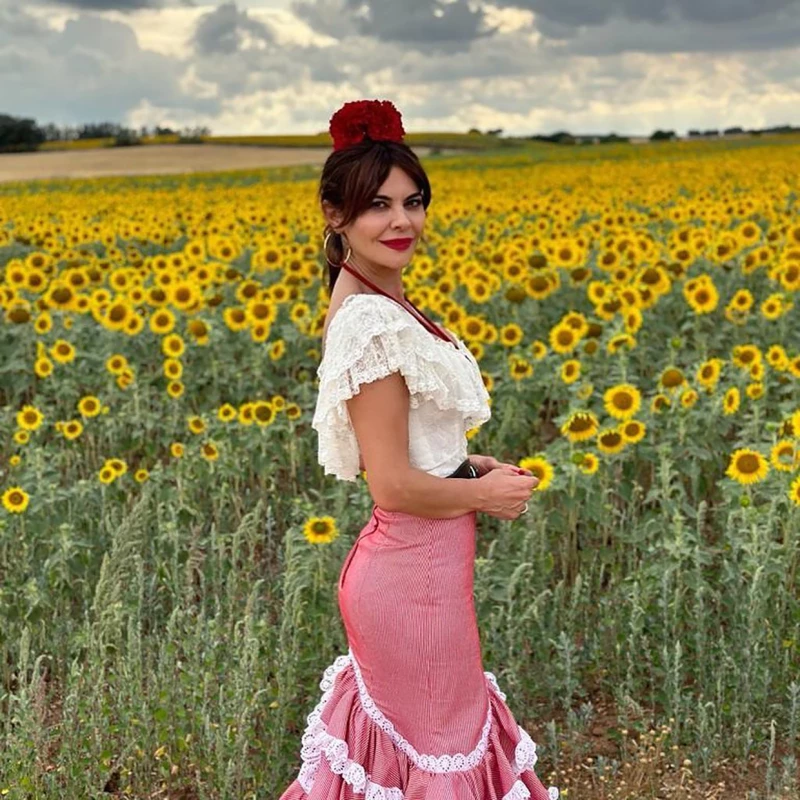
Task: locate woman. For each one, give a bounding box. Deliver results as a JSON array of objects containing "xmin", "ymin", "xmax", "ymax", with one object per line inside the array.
[{"xmin": 279, "ymin": 100, "xmax": 559, "ymax": 800}]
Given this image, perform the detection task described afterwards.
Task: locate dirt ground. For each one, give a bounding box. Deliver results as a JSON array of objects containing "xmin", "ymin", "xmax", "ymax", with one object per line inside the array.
[{"xmin": 0, "ymin": 144, "xmax": 457, "ymax": 183}]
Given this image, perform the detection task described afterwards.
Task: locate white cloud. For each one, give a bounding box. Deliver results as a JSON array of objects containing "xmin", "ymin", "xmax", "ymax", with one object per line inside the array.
[{"xmin": 4, "ymin": 0, "xmax": 800, "ymax": 137}]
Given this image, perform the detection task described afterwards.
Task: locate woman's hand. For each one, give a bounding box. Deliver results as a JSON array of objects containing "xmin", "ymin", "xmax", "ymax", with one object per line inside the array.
[{"xmin": 469, "ymin": 454, "xmax": 534, "ymax": 478}]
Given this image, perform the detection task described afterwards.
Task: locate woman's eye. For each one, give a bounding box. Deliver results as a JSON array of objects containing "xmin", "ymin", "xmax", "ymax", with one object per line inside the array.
[{"xmin": 372, "ymin": 199, "xmax": 422, "ymax": 208}]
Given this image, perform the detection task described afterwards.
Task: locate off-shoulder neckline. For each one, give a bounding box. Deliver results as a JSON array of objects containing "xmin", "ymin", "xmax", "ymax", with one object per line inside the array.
[{"xmin": 326, "ymin": 292, "xmax": 461, "ymax": 352}]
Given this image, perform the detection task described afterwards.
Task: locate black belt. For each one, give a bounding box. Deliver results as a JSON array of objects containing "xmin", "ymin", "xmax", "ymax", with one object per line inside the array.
[{"xmin": 445, "ymin": 458, "xmax": 480, "ymax": 479}]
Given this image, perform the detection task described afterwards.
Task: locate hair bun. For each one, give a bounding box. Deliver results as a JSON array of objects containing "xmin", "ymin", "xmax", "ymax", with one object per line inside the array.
[{"xmin": 329, "ymin": 99, "xmax": 406, "ymax": 152}]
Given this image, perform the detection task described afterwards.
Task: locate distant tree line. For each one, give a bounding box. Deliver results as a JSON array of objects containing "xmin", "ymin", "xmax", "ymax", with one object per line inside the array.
[
  {"xmin": 3, "ymin": 113, "xmax": 800, "ymax": 153},
  {"xmin": 470, "ymin": 124, "xmax": 800, "ymax": 145},
  {"xmin": 0, "ymin": 113, "xmax": 211, "ymax": 152}
]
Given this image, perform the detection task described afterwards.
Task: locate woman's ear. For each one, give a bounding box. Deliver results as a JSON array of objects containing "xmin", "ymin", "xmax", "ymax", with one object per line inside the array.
[{"xmin": 322, "ymin": 200, "xmax": 344, "ymax": 233}]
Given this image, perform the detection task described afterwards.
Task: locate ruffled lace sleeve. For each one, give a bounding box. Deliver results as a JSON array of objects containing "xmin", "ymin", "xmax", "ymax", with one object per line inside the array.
[{"xmin": 311, "ymin": 294, "xmax": 491, "ymax": 482}]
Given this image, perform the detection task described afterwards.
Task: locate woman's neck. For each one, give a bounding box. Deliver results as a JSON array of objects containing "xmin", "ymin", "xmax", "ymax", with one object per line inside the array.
[{"xmin": 340, "ymin": 260, "xmax": 404, "ymax": 303}]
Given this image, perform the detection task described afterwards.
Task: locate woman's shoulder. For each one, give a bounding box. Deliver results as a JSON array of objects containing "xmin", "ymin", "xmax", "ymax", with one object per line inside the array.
[
  {"xmin": 323, "ymin": 293, "xmax": 414, "ymax": 351},
  {"xmin": 328, "ymin": 292, "xmax": 406, "ymax": 326}
]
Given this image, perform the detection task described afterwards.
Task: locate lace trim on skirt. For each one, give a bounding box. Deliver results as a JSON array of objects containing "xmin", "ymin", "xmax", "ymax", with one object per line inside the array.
[{"xmin": 295, "ymin": 651, "xmax": 560, "ymax": 800}]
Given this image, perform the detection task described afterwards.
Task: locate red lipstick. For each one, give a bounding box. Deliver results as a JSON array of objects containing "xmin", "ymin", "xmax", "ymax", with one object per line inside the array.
[{"xmin": 381, "ymin": 238, "xmax": 414, "ymax": 251}]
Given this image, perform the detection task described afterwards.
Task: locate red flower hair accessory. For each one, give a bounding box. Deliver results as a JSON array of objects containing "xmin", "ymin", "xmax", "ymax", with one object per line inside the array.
[{"xmin": 329, "ymin": 99, "xmax": 406, "ymax": 152}]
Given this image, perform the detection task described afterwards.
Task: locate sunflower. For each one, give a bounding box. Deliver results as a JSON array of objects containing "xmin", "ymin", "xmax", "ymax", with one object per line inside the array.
[
  {"xmin": 651, "ymin": 393, "xmax": 671, "ymax": 413},
  {"xmin": 562, "ymin": 310, "xmax": 590, "ymax": 335},
  {"xmin": 519, "ymin": 456, "xmax": 554, "ymax": 491},
  {"xmin": 167, "ymin": 381, "xmax": 185, "ymax": 399},
  {"xmin": 789, "ymin": 474, "xmax": 800, "ymax": 507},
  {"xmin": 770, "ymin": 439, "xmax": 799, "ymax": 472},
  {"xmin": 659, "ymin": 367, "xmax": 687, "ymax": 393},
  {"xmin": 549, "ymin": 323, "xmax": 580, "ymax": 354},
  {"xmin": 561, "ymin": 410, "xmax": 600, "ymax": 442},
  {"xmin": 50, "ymin": 339, "xmax": 76, "ymax": 365},
  {"xmin": 61, "ymin": 419, "xmax": 84, "ymax": 440},
  {"xmin": 760, "ymin": 294, "xmax": 789, "ymax": 321},
  {"xmin": 746, "ymin": 382, "xmax": 765, "ymax": 401},
  {"xmin": 577, "ymin": 453, "xmax": 599, "ymax": 475},
  {"xmin": 725, "ymin": 448, "xmax": 769, "ymax": 485},
  {"xmin": 2, "ymin": 486, "xmax": 30, "ymax": 514},
  {"xmin": 149, "ymin": 308, "xmax": 176, "ymax": 335},
  {"xmin": 267, "ymin": 339, "xmax": 286, "ymax": 362},
  {"xmin": 680, "ymin": 389, "xmax": 699, "ymax": 408},
  {"xmin": 16, "ymin": 404, "xmax": 44, "ymax": 431},
  {"xmin": 107, "ymin": 458, "xmax": 127, "ymax": 476},
  {"xmin": 499, "ymin": 322, "xmax": 524, "ymax": 347},
  {"xmin": 303, "ymin": 515, "xmax": 339, "ymax": 544},
  {"xmin": 731, "ymin": 344, "xmax": 762, "ymax": 370},
  {"xmin": 530, "ymin": 340, "xmax": 548, "ymax": 360},
  {"xmin": 162, "ymin": 333, "xmax": 185, "ymax": 358},
  {"xmin": 560, "ymin": 359, "xmax": 581, "ymax": 384},
  {"xmin": 623, "ymin": 307, "xmax": 643, "ymax": 334},
  {"xmin": 603, "ymin": 383, "xmax": 642, "ymax": 420},
  {"xmin": 201, "ymin": 442, "xmax": 219, "ymax": 461},
  {"xmin": 729, "ymin": 288, "xmax": 754, "ymax": 312},
  {"xmin": 696, "ymin": 358, "xmax": 724, "ymax": 391},
  {"xmin": 620, "ymin": 419, "xmax": 646, "ymax": 444},
  {"xmin": 597, "ymin": 428, "xmax": 626, "ymax": 455},
  {"xmin": 253, "ymin": 401, "xmax": 277, "ymax": 426},
  {"xmin": 162, "ymin": 358, "xmax": 183, "ymax": 380},
  {"xmin": 607, "ymin": 333, "xmax": 636, "ymax": 354},
  {"xmin": 187, "ymin": 415, "xmax": 206, "ymax": 434},
  {"xmin": 685, "ymin": 280, "xmax": 719, "ymax": 314},
  {"xmin": 106, "ymin": 354, "xmax": 129, "ymax": 376},
  {"xmin": 766, "ymin": 345, "xmax": 788, "ymax": 371},
  {"xmin": 723, "ymin": 387, "xmax": 740, "ymax": 415},
  {"xmin": 217, "ymin": 403, "xmax": 237, "ymax": 422},
  {"xmin": 98, "ymin": 465, "xmax": 116, "ymax": 485},
  {"xmin": 526, "ymin": 271, "xmax": 558, "ymax": 301},
  {"xmin": 791, "ymin": 409, "xmax": 800, "ymax": 438}
]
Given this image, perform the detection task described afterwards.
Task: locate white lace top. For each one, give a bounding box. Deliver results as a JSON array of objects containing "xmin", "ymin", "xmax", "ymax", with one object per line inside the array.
[{"xmin": 311, "ymin": 293, "xmax": 492, "ymax": 482}]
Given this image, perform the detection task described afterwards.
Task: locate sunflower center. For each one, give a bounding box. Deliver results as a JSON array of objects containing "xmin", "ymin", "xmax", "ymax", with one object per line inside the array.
[
  {"xmin": 613, "ymin": 393, "xmax": 633, "ymax": 410},
  {"xmin": 737, "ymin": 454, "xmax": 760, "ymax": 474}
]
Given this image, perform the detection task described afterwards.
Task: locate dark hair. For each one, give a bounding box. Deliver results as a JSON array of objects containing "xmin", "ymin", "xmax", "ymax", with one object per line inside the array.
[{"xmin": 319, "ymin": 140, "xmax": 432, "ymax": 297}]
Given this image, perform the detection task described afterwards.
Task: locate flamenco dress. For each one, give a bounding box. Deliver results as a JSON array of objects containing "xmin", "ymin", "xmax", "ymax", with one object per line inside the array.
[{"xmin": 279, "ymin": 293, "xmax": 560, "ymax": 800}]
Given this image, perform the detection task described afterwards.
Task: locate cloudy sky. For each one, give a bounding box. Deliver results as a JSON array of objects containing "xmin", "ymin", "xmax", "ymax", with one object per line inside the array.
[{"xmin": 2, "ymin": 0, "xmax": 800, "ymax": 136}]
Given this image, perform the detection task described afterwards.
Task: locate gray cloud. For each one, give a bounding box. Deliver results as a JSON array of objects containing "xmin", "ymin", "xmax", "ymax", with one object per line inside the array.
[
  {"xmin": 292, "ymin": 0, "xmax": 497, "ymax": 51},
  {"xmin": 289, "ymin": 0, "xmax": 352, "ymax": 39},
  {"xmin": 0, "ymin": 13, "xmax": 218, "ymax": 124},
  {"xmin": 0, "ymin": 7, "xmax": 51, "ymax": 36},
  {"xmin": 574, "ymin": 13, "xmax": 800, "ymax": 55},
  {"xmin": 191, "ymin": 2, "xmax": 273, "ymax": 55},
  {"xmin": 44, "ymin": 0, "xmax": 192, "ymax": 9},
  {"xmin": 184, "ymin": 3, "xmax": 316, "ymax": 96},
  {"xmin": 496, "ymin": 0, "xmax": 800, "ymax": 29}
]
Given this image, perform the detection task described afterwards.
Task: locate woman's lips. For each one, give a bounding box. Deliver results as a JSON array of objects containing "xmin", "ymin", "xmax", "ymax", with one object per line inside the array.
[{"xmin": 381, "ymin": 238, "xmax": 414, "ymax": 251}]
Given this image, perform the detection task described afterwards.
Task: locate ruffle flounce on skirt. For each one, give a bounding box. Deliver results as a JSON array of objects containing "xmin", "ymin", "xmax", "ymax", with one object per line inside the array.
[{"xmin": 279, "ymin": 652, "xmax": 560, "ymax": 800}]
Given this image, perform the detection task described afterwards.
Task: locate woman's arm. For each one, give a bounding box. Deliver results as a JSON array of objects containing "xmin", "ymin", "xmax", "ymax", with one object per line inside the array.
[{"xmin": 346, "ymin": 372, "xmax": 486, "ymax": 519}]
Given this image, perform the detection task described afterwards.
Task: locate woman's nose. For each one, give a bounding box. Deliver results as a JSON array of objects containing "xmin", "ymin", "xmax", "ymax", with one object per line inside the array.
[{"xmin": 391, "ymin": 208, "xmax": 412, "ymax": 229}]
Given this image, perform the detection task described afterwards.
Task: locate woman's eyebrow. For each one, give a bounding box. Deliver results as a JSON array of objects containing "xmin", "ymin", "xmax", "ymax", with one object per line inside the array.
[{"xmin": 373, "ymin": 191, "xmax": 423, "ymax": 200}]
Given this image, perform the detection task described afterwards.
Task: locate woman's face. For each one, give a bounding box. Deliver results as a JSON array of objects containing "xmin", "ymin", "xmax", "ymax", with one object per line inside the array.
[{"xmin": 327, "ymin": 165, "xmax": 426, "ymax": 273}]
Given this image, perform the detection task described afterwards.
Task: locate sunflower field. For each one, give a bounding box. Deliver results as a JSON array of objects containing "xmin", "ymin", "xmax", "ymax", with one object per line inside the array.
[{"xmin": 1, "ymin": 138, "xmax": 800, "ymax": 798}]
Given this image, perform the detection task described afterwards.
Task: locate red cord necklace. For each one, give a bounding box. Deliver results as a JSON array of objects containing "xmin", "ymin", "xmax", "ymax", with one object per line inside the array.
[{"xmin": 339, "ymin": 260, "xmax": 457, "ymax": 349}]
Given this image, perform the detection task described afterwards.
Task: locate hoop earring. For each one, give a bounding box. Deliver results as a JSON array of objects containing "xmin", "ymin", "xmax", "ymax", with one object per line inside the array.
[{"xmin": 323, "ymin": 231, "xmax": 352, "ymax": 266}]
